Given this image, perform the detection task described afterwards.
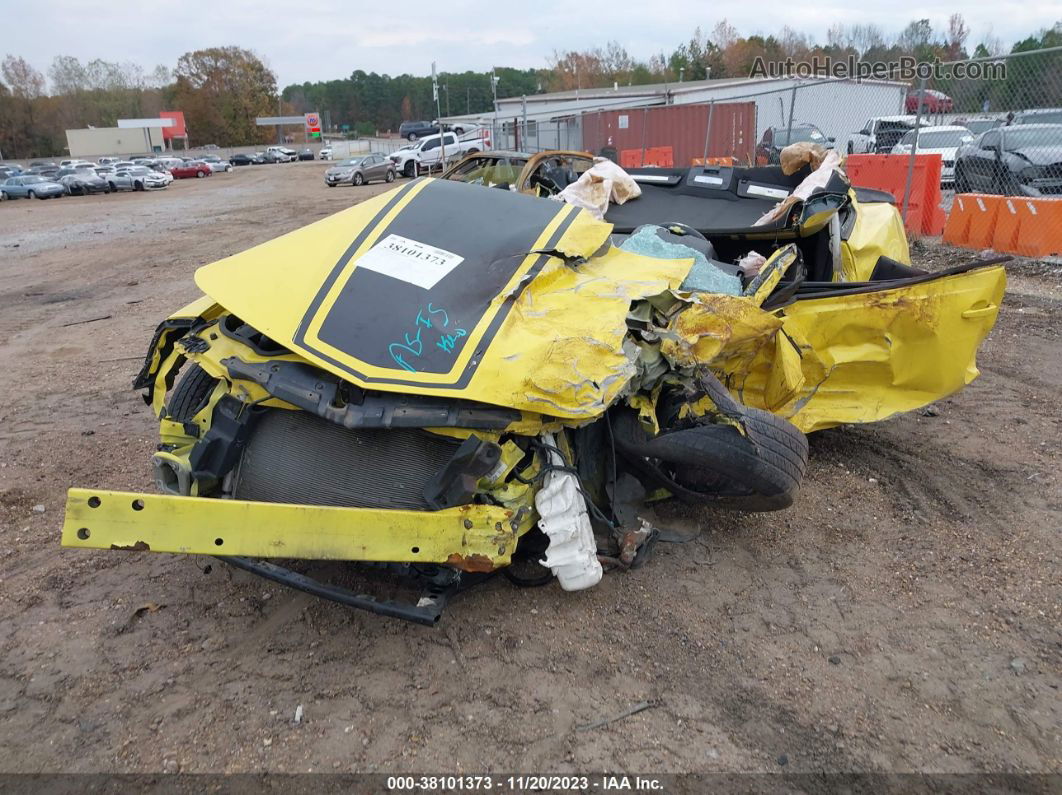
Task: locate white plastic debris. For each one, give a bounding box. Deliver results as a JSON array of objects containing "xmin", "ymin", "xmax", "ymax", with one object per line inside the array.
[
  {"xmin": 737, "ymin": 251, "xmax": 767, "ymax": 278},
  {"xmin": 294, "ymin": 704, "xmax": 303, "ymax": 725},
  {"xmin": 553, "ymin": 157, "xmax": 641, "ymax": 220},
  {"xmin": 534, "ymin": 433, "xmax": 603, "ymax": 591}
]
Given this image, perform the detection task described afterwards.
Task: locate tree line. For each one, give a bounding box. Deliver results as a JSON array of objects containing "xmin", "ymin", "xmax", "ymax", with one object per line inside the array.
[
  {"xmin": 0, "ymin": 47, "xmax": 283, "ymax": 159},
  {"xmin": 2, "ymin": 18, "xmax": 1059, "ymax": 159}
]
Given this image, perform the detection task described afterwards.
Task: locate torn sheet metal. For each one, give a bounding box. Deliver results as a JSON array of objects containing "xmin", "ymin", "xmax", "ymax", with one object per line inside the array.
[{"xmin": 706, "ymin": 264, "xmax": 1007, "ymax": 432}]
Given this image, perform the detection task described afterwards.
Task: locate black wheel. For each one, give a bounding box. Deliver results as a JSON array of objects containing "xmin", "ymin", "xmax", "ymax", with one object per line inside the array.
[
  {"xmin": 993, "ymin": 166, "xmax": 1017, "ymax": 196},
  {"xmin": 407, "ymin": 133, "xmax": 417, "ymax": 141},
  {"xmin": 614, "ymin": 405, "xmax": 808, "ymax": 512},
  {"xmin": 404, "ymin": 160, "xmax": 417, "ymax": 178},
  {"xmin": 28, "ymin": 190, "xmax": 37, "ymax": 199},
  {"xmin": 135, "ymin": 181, "xmax": 144, "ymax": 191},
  {"xmin": 353, "ymin": 172, "xmax": 364, "ymax": 186},
  {"xmin": 108, "ymin": 182, "xmax": 116, "ymax": 192},
  {"xmin": 954, "ymin": 166, "xmax": 970, "ymax": 194},
  {"xmin": 385, "ymin": 169, "xmax": 395, "ymax": 183},
  {"xmin": 168, "ymin": 364, "xmax": 218, "ymax": 422},
  {"xmin": 847, "ymin": 141, "xmax": 854, "ymax": 155}
]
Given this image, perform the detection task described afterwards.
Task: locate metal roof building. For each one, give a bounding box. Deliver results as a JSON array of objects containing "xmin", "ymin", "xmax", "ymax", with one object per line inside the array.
[{"xmin": 442, "ymin": 75, "xmax": 909, "ymax": 155}]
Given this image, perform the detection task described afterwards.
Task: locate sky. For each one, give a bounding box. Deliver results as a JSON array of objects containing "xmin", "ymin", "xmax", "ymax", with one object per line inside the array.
[{"xmin": 3, "ymin": 0, "xmax": 1059, "ymax": 90}]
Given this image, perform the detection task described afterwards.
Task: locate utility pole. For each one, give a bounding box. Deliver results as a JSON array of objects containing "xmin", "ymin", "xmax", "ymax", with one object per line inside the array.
[
  {"xmin": 432, "ymin": 62, "xmax": 444, "ymax": 171},
  {"xmin": 491, "ymin": 69, "xmax": 500, "ymax": 147}
]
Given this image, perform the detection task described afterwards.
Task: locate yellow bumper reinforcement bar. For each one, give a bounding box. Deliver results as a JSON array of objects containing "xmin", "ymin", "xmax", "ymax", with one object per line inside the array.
[{"xmin": 62, "ymin": 489, "xmax": 525, "ymax": 571}]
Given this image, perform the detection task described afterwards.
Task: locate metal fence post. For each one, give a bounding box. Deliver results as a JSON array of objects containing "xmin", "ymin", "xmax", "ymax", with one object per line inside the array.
[
  {"xmin": 785, "ymin": 84, "xmax": 797, "ymax": 148},
  {"xmin": 702, "ymin": 100, "xmax": 715, "ymax": 163},
  {"xmin": 640, "ymin": 107, "xmax": 649, "ymax": 166},
  {"xmin": 901, "ymin": 75, "xmax": 927, "ymax": 227}
]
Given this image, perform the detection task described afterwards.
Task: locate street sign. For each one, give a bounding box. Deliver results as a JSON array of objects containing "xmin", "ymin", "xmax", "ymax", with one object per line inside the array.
[
  {"xmin": 304, "ymin": 111, "xmax": 322, "ymax": 140},
  {"xmin": 256, "ymin": 116, "xmax": 306, "ymax": 125}
]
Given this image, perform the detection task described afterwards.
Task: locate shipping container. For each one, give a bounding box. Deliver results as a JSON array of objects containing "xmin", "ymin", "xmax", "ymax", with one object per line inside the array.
[{"xmin": 581, "ymin": 102, "xmax": 756, "ymax": 167}]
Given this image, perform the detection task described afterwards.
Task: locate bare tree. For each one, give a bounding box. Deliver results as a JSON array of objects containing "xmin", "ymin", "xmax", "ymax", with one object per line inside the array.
[
  {"xmin": 946, "ymin": 13, "xmax": 970, "ymax": 60},
  {"xmin": 1, "ymin": 55, "xmax": 45, "ymax": 99},
  {"xmin": 48, "ymin": 55, "xmax": 87, "ymax": 95}
]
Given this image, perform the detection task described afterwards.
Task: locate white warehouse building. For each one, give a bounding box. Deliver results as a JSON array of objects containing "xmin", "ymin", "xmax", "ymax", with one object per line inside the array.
[{"xmin": 443, "ymin": 76, "xmax": 908, "ymax": 155}]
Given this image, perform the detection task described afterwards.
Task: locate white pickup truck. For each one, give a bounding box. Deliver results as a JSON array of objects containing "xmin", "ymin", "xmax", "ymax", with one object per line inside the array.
[
  {"xmin": 389, "ymin": 131, "xmax": 487, "ymax": 178},
  {"xmin": 847, "ymin": 116, "xmax": 919, "ymax": 154}
]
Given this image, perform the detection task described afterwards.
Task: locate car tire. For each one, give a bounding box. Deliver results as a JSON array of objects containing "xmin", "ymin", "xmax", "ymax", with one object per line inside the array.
[
  {"xmin": 28, "ymin": 190, "xmax": 37, "ymax": 199},
  {"xmin": 385, "ymin": 169, "xmax": 395, "ymax": 183},
  {"xmin": 196, "ymin": 171, "xmax": 205, "ymax": 178},
  {"xmin": 954, "ymin": 166, "xmax": 970, "ymax": 194},
  {"xmin": 327, "ymin": 182, "xmax": 336, "ymax": 188},
  {"xmin": 108, "ymin": 182, "xmax": 116, "ymax": 192},
  {"xmin": 407, "ymin": 133, "xmax": 417, "ymax": 141},
  {"xmin": 168, "ymin": 364, "xmax": 218, "ymax": 423},
  {"xmin": 615, "ymin": 405, "xmax": 809, "ymax": 512},
  {"xmin": 846, "ymin": 142, "xmax": 854, "ymax": 155},
  {"xmin": 353, "ymin": 172, "xmax": 364, "ymax": 186},
  {"xmin": 135, "ymin": 181, "xmax": 144, "ymax": 191},
  {"xmin": 404, "ymin": 161, "xmax": 417, "ymax": 178}
]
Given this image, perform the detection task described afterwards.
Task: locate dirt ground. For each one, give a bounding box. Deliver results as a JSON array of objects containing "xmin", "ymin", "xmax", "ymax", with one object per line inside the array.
[{"xmin": 0, "ymin": 162, "xmax": 1058, "ymax": 777}]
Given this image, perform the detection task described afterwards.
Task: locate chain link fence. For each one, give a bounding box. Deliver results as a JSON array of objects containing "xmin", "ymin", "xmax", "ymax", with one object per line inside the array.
[{"xmin": 462, "ymin": 46, "xmax": 1060, "ymax": 256}]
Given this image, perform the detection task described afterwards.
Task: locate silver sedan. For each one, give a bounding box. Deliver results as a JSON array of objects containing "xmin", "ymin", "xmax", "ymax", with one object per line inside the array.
[{"xmin": 324, "ymin": 154, "xmax": 396, "ymax": 187}]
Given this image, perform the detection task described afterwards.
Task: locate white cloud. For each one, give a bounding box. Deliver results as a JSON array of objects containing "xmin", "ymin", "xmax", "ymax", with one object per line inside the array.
[{"xmin": 1, "ymin": 0, "xmax": 1057, "ymax": 89}]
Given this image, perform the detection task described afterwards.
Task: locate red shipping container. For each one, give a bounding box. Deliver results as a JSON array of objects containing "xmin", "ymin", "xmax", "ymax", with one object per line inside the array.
[{"xmin": 582, "ymin": 102, "xmax": 755, "ymax": 166}]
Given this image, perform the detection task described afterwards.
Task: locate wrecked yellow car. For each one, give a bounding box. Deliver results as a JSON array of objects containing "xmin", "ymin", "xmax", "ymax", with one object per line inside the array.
[{"xmin": 62, "ymin": 160, "xmax": 1005, "ymax": 624}]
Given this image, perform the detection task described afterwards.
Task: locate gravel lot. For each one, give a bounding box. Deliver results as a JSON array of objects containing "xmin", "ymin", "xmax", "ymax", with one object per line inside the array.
[{"xmin": 0, "ymin": 161, "xmax": 1058, "ymax": 776}]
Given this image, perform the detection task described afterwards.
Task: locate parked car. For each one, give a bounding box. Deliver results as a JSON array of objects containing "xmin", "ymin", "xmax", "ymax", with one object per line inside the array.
[
  {"xmin": 111, "ymin": 161, "xmax": 137, "ymax": 170},
  {"xmin": 26, "ymin": 165, "xmax": 60, "ymax": 179},
  {"xmin": 318, "ymin": 146, "xmax": 333, "ymax": 160},
  {"xmin": 957, "ymin": 117, "xmax": 1004, "ymax": 136},
  {"xmin": 1008, "ymin": 108, "xmax": 1062, "ymax": 125},
  {"xmin": 848, "ymin": 116, "xmax": 919, "ymax": 154},
  {"xmin": 265, "ymin": 146, "xmax": 297, "ymax": 163},
  {"xmin": 755, "ymin": 124, "xmax": 833, "ymax": 165},
  {"xmin": 298, "ymin": 148, "xmax": 315, "ymax": 161},
  {"xmin": 905, "ymin": 89, "xmax": 953, "ymax": 114},
  {"xmin": 389, "ymin": 132, "xmax": 482, "ymax": 177},
  {"xmin": 109, "ymin": 166, "xmax": 169, "ymax": 191},
  {"xmin": 324, "ymin": 154, "xmax": 396, "ymax": 187},
  {"xmin": 1, "ymin": 175, "xmax": 66, "ymax": 199},
  {"xmin": 200, "ymin": 155, "xmax": 232, "ymax": 173},
  {"xmin": 954, "ymin": 123, "xmax": 1062, "ymax": 196},
  {"xmin": 145, "ymin": 163, "xmax": 175, "ymax": 185},
  {"xmin": 170, "ymin": 160, "xmax": 212, "ymax": 179},
  {"xmin": 229, "ymin": 153, "xmax": 256, "ymax": 166},
  {"xmin": 59, "ymin": 159, "xmax": 94, "ymax": 169},
  {"xmin": 890, "ymin": 125, "xmax": 973, "ymax": 185},
  {"xmin": 398, "ymin": 120, "xmax": 442, "ymax": 141},
  {"xmin": 98, "ymin": 157, "xmax": 121, "ymax": 166},
  {"xmin": 442, "ymin": 150, "xmax": 594, "ymax": 196},
  {"xmin": 28, "ymin": 160, "xmax": 56, "ymax": 168},
  {"xmin": 56, "ymin": 168, "xmax": 111, "ymax": 195},
  {"xmin": 0, "ymin": 165, "xmax": 21, "ymax": 181}
]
